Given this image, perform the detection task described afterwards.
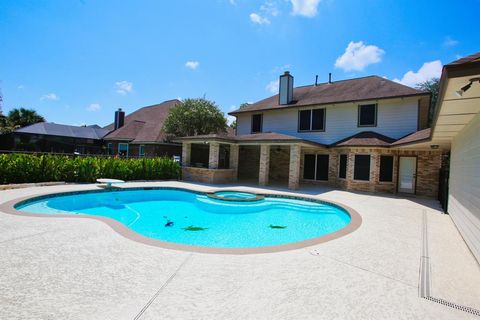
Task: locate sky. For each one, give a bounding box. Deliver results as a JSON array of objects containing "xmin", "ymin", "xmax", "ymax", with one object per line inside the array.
[{"xmin": 0, "ymin": 0, "xmax": 479, "ymax": 127}]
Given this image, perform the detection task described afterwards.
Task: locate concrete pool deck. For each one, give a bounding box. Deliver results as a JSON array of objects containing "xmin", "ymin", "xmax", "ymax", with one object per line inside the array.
[{"xmin": 0, "ymin": 181, "xmax": 479, "ymax": 319}]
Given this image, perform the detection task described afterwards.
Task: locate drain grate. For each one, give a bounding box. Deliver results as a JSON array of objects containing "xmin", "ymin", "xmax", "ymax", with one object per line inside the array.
[{"xmin": 424, "ymin": 296, "xmax": 480, "ymax": 317}]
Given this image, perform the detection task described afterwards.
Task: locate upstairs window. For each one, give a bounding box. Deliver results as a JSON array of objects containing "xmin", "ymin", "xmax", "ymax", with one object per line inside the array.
[
  {"xmin": 298, "ymin": 108, "xmax": 325, "ymax": 131},
  {"xmin": 358, "ymin": 104, "xmax": 377, "ymax": 127},
  {"xmin": 354, "ymin": 154, "xmax": 371, "ymax": 181},
  {"xmin": 379, "ymin": 155, "xmax": 394, "ymax": 182},
  {"xmin": 251, "ymin": 114, "xmax": 263, "ymax": 133}
]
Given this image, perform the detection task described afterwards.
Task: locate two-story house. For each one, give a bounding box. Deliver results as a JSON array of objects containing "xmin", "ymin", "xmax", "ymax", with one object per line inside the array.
[{"xmin": 177, "ymin": 72, "xmax": 445, "ymax": 197}]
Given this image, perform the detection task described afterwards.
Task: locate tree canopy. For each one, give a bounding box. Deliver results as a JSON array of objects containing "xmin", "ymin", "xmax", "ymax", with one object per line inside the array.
[
  {"xmin": 163, "ymin": 98, "xmax": 227, "ymax": 138},
  {"xmin": 415, "ymin": 78, "xmax": 439, "ymax": 126},
  {"xmin": 0, "ymin": 108, "xmax": 45, "ymax": 134}
]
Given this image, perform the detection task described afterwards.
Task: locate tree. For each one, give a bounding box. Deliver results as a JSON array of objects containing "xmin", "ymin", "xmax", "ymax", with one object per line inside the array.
[
  {"xmin": 0, "ymin": 108, "xmax": 45, "ymax": 134},
  {"xmin": 415, "ymin": 78, "xmax": 440, "ymax": 126},
  {"xmin": 163, "ymin": 98, "xmax": 228, "ymax": 138}
]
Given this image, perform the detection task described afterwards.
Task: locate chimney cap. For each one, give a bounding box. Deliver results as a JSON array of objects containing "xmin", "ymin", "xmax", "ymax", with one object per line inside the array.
[
  {"xmin": 117, "ymin": 108, "xmax": 123, "ymax": 111},
  {"xmin": 283, "ymin": 71, "xmax": 290, "ymax": 75}
]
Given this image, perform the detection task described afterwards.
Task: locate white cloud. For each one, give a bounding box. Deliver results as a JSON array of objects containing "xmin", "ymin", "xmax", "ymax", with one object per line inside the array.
[
  {"xmin": 185, "ymin": 60, "xmax": 200, "ymax": 70},
  {"xmin": 17, "ymin": 85, "xmax": 25, "ymax": 90},
  {"xmin": 334, "ymin": 41, "xmax": 385, "ymax": 72},
  {"xmin": 40, "ymin": 93, "xmax": 59, "ymax": 101},
  {"xmin": 443, "ymin": 36, "xmax": 459, "ymax": 47},
  {"xmin": 290, "ymin": 0, "xmax": 321, "ymax": 17},
  {"xmin": 393, "ymin": 60, "xmax": 442, "ymax": 87},
  {"xmin": 115, "ymin": 80, "xmax": 133, "ymax": 95},
  {"xmin": 265, "ymin": 79, "xmax": 279, "ymax": 94},
  {"xmin": 261, "ymin": 1, "xmax": 279, "ymax": 17},
  {"xmin": 86, "ymin": 103, "xmax": 101, "ymax": 112},
  {"xmin": 250, "ymin": 12, "xmax": 270, "ymax": 24}
]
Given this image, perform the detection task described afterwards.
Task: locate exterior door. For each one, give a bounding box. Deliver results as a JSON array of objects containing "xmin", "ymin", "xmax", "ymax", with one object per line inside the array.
[{"xmin": 398, "ymin": 157, "xmax": 416, "ymax": 194}]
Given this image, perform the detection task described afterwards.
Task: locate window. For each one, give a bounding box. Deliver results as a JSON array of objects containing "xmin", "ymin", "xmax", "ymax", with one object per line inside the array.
[
  {"xmin": 118, "ymin": 143, "xmax": 129, "ymax": 157},
  {"xmin": 139, "ymin": 145, "xmax": 145, "ymax": 157},
  {"xmin": 354, "ymin": 154, "xmax": 371, "ymax": 181},
  {"xmin": 298, "ymin": 108, "xmax": 325, "ymax": 131},
  {"xmin": 251, "ymin": 114, "xmax": 263, "ymax": 133},
  {"xmin": 339, "ymin": 154, "xmax": 347, "ymax": 179},
  {"xmin": 379, "ymin": 155, "xmax": 394, "ymax": 182},
  {"xmin": 358, "ymin": 104, "xmax": 377, "ymax": 127},
  {"xmin": 107, "ymin": 143, "xmax": 113, "ymax": 155},
  {"xmin": 303, "ymin": 154, "xmax": 329, "ymax": 181}
]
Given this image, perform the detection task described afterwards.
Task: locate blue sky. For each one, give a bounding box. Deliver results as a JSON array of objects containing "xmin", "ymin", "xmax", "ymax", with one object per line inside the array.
[{"xmin": 0, "ymin": 0, "xmax": 478, "ymax": 126}]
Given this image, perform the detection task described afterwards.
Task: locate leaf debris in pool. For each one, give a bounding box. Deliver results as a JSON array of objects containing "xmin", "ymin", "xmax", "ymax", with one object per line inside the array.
[
  {"xmin": 182, "ymin": 225, "xmax": 208, "ymax": 231},
  {"xmin": 269, "ymin": 225, "xmax": 287, "ymax": 229}
]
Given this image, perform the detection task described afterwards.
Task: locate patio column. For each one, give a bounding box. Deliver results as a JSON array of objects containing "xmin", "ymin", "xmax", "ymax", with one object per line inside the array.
[
  {"xmin": 208, "ymin": 142, "xmax": 220, "ymax": 169},
  {"xmin": 230, "ymin": 144, "xmax": 239, "ymax": 182},
  {"xmin": 182, "ymin": 142, "xmax": 191, "ymax": 166},
  {"xmin": 288, "ymin": 144, "xmax": 301, "ymax": 190},
  {"xmin": 259, "ymin": 145, "xmax": 270, "ymax": 186}
]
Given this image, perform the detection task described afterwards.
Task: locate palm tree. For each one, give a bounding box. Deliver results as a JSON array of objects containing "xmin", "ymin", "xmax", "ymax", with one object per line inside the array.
[{"xmin": 0, "ymin": 108, "xmax": 45, "ymax": 133}]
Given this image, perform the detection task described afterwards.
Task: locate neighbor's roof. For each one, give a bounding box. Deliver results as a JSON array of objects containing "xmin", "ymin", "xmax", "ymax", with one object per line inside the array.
[
  {"xmin": 15, "ymin": 122, "xmax": 109, "ymax": 140},
  {"xmin": 445, "ymin": 52, "xmax": 480, "ymax": 66},
  {"xmin": 331, "ymin": 131, "xmax": 396, "ymax": 147},
  {"xmin": 103, "ymin": 99, "xmax": 180, "ymax": 143},
  {"xmin": 230, "ymin": 76, "xmax": 428, "ymax": 115}
]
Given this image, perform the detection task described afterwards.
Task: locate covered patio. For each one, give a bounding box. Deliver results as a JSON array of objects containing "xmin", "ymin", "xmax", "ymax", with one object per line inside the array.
[{"xmin": 176, "ymin": 133, "xmax": 326, "ymax": 189}]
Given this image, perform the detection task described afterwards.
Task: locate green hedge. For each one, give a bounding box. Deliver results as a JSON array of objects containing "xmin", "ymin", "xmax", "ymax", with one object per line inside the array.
[{"xmin": 0, "ymin": 154, "xmax": 181, "ymax": 184}]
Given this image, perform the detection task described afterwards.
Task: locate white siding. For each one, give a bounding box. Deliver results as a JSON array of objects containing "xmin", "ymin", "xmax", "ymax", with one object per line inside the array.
[
  {"xmin": 448, "ymin": 112, "xmax": 480, "ymax": 262},
  {"xmin": 236, "ymin": 98, "xmax": 419, "ymax": 144}
]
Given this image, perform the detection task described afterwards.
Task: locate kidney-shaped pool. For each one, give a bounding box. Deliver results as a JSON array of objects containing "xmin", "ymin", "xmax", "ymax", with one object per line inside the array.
[{"xmin": 13, "ymin": 188, "xmax": 361, "ymax": 253}]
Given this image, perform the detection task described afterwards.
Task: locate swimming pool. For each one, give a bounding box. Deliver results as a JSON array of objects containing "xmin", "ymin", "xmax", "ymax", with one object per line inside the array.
[{"xmin": 14, "ymin": 188, "xmax": 359, "ymax": 252}]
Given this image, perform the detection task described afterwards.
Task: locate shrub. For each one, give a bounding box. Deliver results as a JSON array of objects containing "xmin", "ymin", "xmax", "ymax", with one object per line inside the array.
[{"xmin": 0, "ymin": 154, "xmax": 181, "ymax": 184}]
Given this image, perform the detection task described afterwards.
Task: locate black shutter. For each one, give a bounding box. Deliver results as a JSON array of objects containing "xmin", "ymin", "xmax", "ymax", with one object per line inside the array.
[
  {"xmin": 354, "ymin": 155, "xmax": 371, "ymax": 181},
  {"xmin": 316, "ymin": 154, "xmax": 329, "ymax": 181},
  {"xmin": 303, "ymin": 154, "xmax": 316, "ymax": 180},
  {"xmin": 299, "ymin": 110, "xmax": 311, "ymax": 131},
  {"xmin": 379, "ymin": 155, "xmax": 394, "ymax": 182},
  {"xmin": 311, "ymin": 109, "xmax": 325, "ymax": 131},
  {"xmin": 339, "ymin": 154, "xmax": 347, "ymax": 179}
]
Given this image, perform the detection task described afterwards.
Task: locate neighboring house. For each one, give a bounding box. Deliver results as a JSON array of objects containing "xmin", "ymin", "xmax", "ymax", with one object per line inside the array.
[
  {"xmin": 177, "ymin": 72, "xmax": 445, "ymax": 198},
  {"xmin": 427, "ymin": 52, "xmax": 480, "ymax": 262},
  {"xmin": 0, "ymin": 122, "xmax": 109, "ymax": 154},
  {"xmin": 103, "ymin": 99, "xmax": 182, "ymax": 158}
]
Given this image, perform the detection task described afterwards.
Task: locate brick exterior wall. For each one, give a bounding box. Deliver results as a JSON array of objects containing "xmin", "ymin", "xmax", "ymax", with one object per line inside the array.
[
  {"xmin": 269, "ymin": 146, "xmax": 290, "ymax": 183},
  {"xmin": 288, "ymin": 145, "xmax": 301, "ymax": 190},
  {"xmin": 259, "ymin": 145, "xmax": 270, "ymax": 186},
  {"xmin": 298, "ymin": 146, "xmax": 442, "ymax": 198},
  {"xmin": 182, "ymin": 167, "xmax": 237, "ymax": 184}
]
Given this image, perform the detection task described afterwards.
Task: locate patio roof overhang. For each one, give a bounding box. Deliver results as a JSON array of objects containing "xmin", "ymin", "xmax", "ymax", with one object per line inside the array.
[
  {"xmin": 174, "ymin": 132, "xmax": 327, "ymax": 149},
  {"xmin": 431, "ymin": 56, "xmax": 480, "ymax": 145}
]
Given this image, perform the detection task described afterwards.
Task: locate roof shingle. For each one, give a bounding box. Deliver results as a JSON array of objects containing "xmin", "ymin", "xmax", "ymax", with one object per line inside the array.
[
  {"xmin": 103, "ymin": 99, "xmax": 180, "ymax": 143},
  {"xmin": 230, "ymin": 76, "xmax": 428, "ymax": 115}
]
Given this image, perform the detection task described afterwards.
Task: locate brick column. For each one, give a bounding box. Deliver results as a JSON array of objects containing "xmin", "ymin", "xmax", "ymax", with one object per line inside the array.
[
  {"xmin": 182, "ymin": 142, "xmax": 191, "ymax": 166},
  {"xmin": 229, "ymin": 144, "xmax": 239, "ymax": 182},
  {"xmin": 288, "ymin": 144, "xmax": 301, "ymax": 190},
  {"xmin": 259, "ymin": 145, "xmax": 270, "ymax": 186},
  {"xmin": 208, "ymin": 142, "xmax": 220, "ymax": 169}
]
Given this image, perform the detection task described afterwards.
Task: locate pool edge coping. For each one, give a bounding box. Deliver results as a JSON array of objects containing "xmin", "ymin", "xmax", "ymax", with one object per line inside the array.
[{"xmin": 0, "ymin": 185, "xmax": 362, "ymax": 255}]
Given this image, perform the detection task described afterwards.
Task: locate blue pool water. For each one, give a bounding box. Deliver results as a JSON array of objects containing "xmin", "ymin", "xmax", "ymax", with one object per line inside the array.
[
  {"xmin": 16, "ymin": 189, "xmax": 351, "ymax": 248},
  {"xmin": 214, "ymin": 191, "xmax": 257, "ymax": 200}
]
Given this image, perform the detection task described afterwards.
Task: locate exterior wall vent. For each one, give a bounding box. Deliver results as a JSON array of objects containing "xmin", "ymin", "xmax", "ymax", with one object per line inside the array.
[
  {"xmin": 279, "ymin": 71, "xmax": 294, "ymax": 105},
  {"xmin": 114, "ymin": 108, "xmax": 125, "ymax": 130}
]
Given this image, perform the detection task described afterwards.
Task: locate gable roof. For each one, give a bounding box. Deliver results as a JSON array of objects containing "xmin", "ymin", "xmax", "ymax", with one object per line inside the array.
[
  {"xmin": 15, "ymin": 122, "xmax": 109, "ymax": 140},
  {"xmin": 391, "ymin": 128, "xmax": 431, "ymax": 146},
  {"xmin": 103, "ymin": 99, "xmax": 180, "ymax": 143},
  {"xmin": 230, "ymin": 75, "xmax": 428, "ymax": 115},
  {"xmin": 331, "ymin": 131, "xmax": 396, "ymax": 147}
]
